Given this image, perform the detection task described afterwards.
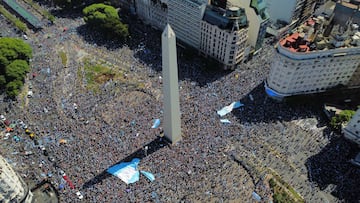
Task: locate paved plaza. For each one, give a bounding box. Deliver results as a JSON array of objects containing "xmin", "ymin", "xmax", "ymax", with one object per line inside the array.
[{"xmin": 0, "ymin": 6, "xmax": 360, "ymax": 202}]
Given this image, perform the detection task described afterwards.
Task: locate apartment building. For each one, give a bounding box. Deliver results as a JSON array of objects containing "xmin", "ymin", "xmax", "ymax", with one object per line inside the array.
[
  {"xmin": 0, "ymin": 155, "xmax": 33, "ymax": 203},
  {"xmin": 135, "ymin": 0, "xmax": 208, "ymax": 49},
  {"xmin": 134, "ymin": 0, "xmax": 267, "ymax": 67},
  {"xmin": 266, "ymin": 0, "xmax": 316, "ymax": 25},
  {"xmin": 266, "ymin": 0, "xmax": 317, "ymax": 39},
  {"xmin": 135, "ymin": 0, "xmax": 168, "ymax": 29},
  {"xmin": 167, "ymin": 0, "xmax": 208, "ymax": 49},
  {"xmin": 227, "ymin": 0, "xmax": 269, "ymax": 53},
  {"xmin": 265, "ymin": 14, "xmax": 360, "ymax": 100},
  {"xmin": 343, "ymin": 109, "xmax": 360, "ymax": 146},
  {"xmin": 200, "ymin": 6, "xmax": 249, "ymax": 69}
]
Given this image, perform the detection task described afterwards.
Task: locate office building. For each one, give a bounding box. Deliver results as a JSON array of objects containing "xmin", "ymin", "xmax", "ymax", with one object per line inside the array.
[
  {"xmin": 200, "ymin": 6, "xmax": 249, "ymax": 69},
  {"xmin": 0, "ymin": 155, "xmax": 33, "ymax": 203},
  {"xmin": 266, "ymin": 0, "xmax": 317, "ymax": 39},
  {"xmin": 167, "ymin": 0, "xmax": 208, "ymax": 48},
  {"xmin": 343, "ymin": 108, "xmax": 360, "ymax": 146},
  {"xmin": 135, "ymin": 0, "xmax": 209, "ymax": 49},
  {"xmin": 135, "ymin": 0, "xmax": 168, "ymax": 29},
  {"xmin": 265, "ymin": 7, "xmax": 360, "ymax": 100},
  {"xmin": 266, "ymin": 0, "xmax": 317, "ymax": 25},
  {"xmin": 227, "ymin": 0, "xmax": 269, "ymax": 53}
]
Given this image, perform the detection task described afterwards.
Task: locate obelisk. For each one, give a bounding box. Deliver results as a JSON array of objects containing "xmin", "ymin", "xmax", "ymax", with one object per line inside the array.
[{"xmin": 162, "ymin": 24, "xmax": 181, "ymax": 144}]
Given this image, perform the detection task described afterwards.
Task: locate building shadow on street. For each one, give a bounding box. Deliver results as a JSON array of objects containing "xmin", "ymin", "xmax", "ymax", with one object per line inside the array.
[
  {"xmin": 232, "ymin": 83, "xmax": 325, "ymax": 124},
  {"xmin": 127, "ymin": 19, "xmax": 233, "ymax": 87},
  {"xmin": 233, "ymin": 82, "xmax": 360, "ymax": 125},
  {"xmin": 232, "ymin": 82, "xmax": 360, "ymax": 202},
  {"xmin": 76, "ymin": 24, "xmax": 125, "ymax": 50},
  {"xmin": 305, "ymin": 134, "xmax": 360, "ymax": 202},
  {"xmin": 82, "ymin": 136, "xmax": 169, "ymax": 189}
]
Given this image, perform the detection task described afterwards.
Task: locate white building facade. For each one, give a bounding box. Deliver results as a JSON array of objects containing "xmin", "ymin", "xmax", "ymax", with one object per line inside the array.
[
  {"xmin": 200, "ymin": 6, "xmax": 249, "ymax": 69},
  {"xmin": 135, "ymin": 0, "xmax": 168, "ymax": 29},
  {"xmin": 265, "ymin": 3, "xmax": 360, "ymax": 100},
  {"xmin": 343, "ymin": 109, "xmax": 360, "ymax": 146},
  {"xmin": 167, "ymin": 0, "xmax": 208, "ymax": 49},
  {"xmin": 0, "ymin": 155, "xmax": 33, "ymax": 203}
]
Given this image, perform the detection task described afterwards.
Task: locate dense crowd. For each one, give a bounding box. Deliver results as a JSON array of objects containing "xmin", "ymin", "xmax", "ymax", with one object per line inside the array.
[{"xmin": 1, "ymin": 6, "xmax": 359, "ymax": 203}]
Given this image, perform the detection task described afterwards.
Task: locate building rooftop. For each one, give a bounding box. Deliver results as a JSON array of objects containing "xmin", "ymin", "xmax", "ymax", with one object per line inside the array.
[
  {"xmin": 250, "ymin": 0, "xmax": 269, "ymax": 20},
  {"xmin": 202, "ymin": 5, "xmax": 248, "ymax": 31},
  {"xmin": 279, "ymin": 16, "xmax": 360, "ymax": 53}
]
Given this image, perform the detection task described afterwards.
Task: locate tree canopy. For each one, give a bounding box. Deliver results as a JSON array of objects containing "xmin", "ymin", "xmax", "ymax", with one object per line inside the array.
[
  {"xmin": 0, "ymin": 37, "xmax": 32, "ymax": 62},
  {"xmin": 5, "ymin": 60, "xmax": 30, "ymax": 81},
  {"xmin": 330, "ymin": 110, "xmax": 356, "ymax": 131},
  {"xmin": 0, "ymin": 37, "xmax": 32, "ymax": 98},
  {"xmin": 83, "ymin": 3, "xmax": 129, "ymax": 40}
]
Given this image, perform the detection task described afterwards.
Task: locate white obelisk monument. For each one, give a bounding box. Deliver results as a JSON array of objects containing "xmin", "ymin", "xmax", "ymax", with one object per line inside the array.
[{"xmin": 162, "ymin": 24, "xmax": 181, "ymax": 144}]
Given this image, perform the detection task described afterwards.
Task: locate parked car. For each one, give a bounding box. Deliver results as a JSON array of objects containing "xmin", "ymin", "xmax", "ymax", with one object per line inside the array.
[{"xmin": 27, "ymin": 91, "xmax": 33, "ymax": 98}]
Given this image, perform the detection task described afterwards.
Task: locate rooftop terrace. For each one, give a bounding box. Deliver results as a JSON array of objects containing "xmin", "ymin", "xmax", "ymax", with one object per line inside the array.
[
  {"xmin": 280, "ymin": 17, "xmax": 360, "ymax": 53},
  {"xmin": 203, "ymin": 5, "xmax": 248, "ymax": 31}
]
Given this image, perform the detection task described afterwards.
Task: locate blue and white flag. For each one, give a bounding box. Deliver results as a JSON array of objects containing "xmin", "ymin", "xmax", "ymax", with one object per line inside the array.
[
  {"xmin": 140, "ymin": 171, "xmax": 155, "ymax": 182},
  {"xmin": 107, "ymin": 158, "xmax": 140, "ymax": 184},
  {"xmin": 220, "ymin": 119, "xmax": 231, "ymax": 124},
  {"xmin": 217, "ymin": 101, "xmax": 244, "ymax": 117},
  {"xmin": 151, "ymin": 119, "xmax": 161, "ymax": 129}
]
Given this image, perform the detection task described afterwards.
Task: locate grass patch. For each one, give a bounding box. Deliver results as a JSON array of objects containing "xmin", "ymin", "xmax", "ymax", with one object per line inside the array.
[
  {"xmin": 269, "ymin": 178, "xmax": 295, "ymax": 203},
  {"xmin": 0, "ymin": 5, "xmax": 27, "ymax": 32},
  {"xmin": 23, "ymin": 0, "xmax": 55, "ymax": 22},
  {"xmin": 83, "ymin": 59, "xmax": 115, "ymax": 92},
  {"xmin": 59, "ymin": 51, "xmax": 67, "ymax": 67},
  {"xmin": 268, "ymin": 170, "xmax": 304, "ymax": 203},
  {"xmin": 78, "ymin": 58, "xmax": 146, "ymax": 93}
]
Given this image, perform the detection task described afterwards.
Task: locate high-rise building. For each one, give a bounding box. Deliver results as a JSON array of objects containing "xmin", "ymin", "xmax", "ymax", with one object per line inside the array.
[
  {"xmin": 135, "ymin": 0, "xmax": 209, "ymax": 49},
  {"xmin": 227, "ymin": 0, "xmax": 270, "ymax": 53},
  {"xmin": 266, "ymin": 0, "xmax": 317, "ymax": 39},
  {"xmin": 0, "ymin": 155, "xmax": 33, "ymax": 203},
  {"xmin": 167, "ymin": 0, "xmax": 208, "ymax": 49},
  {"xmin": 135, "ymin": 0, "xmax": 168, "ymax": 29},
  {"xmin": 134, "ymin": 0, "xmax": 265, "ymax": 67},
  {"xmin": 343, "ymin": 109, "xmax": 360, "ymax": 146},
  {"xmin": 200, "ymin": 6, "xmax": 249, "ymax": 69},
  {"xmin": 210, "ymin": 0, "xmax": 228, "ymax": 9},
  {"xmin": 266, "ymin": 0, "xmax": 316, "ymax": 25},
  {"xmin": 265, "ymin": 3, "xmax": 360, "ymax": 100}
]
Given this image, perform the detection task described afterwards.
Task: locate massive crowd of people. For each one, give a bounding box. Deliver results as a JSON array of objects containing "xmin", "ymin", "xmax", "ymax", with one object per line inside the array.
[{"xmin": 0, "ymin": 4, "xmax": 359, "ymax": 202}]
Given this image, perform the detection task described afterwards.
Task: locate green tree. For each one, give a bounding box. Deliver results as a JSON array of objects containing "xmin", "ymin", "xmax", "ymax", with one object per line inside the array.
[
  {"xmin": 0, "ymin": 37, "xmax": 32, "ymax": 62},
  {"xmin": 0, "ymin": 55, "xmax": 9, "ymax": 74},
  {"xmin": 330, "ymin": 110, "xmax": 356, "ymax": 131},
  {"xmin": 0, "ymin": 75, "xmax": 6, "ymax": 86},
  {"xmin": 5, "ymin": 80, "xmax": 23, "ymax": 98},
  {"xmin": 83, "ymin": 3, "xmax": 129, "ymax": 39},
  {"xmin": 0, "ymin": 37, "xmax": 32, "ymax": 98},
  {"xmin": 5, "ymin": 60, "xmax": 30, "ymax": 81}
]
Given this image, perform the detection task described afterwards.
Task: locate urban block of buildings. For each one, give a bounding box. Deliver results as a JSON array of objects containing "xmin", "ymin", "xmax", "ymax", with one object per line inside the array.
[
  {"xmin": 134, "ymin": 0, "xmax": 269, "ymax": 69},
  {"xmin": 265, "ymin": 0, "xmax": 360, "ymax": 100}
]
